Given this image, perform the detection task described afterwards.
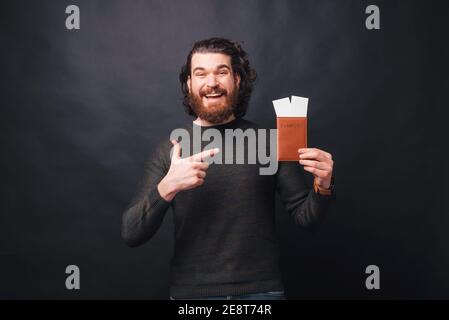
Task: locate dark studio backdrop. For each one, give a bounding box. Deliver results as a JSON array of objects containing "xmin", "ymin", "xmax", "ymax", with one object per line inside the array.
[{"xmin": 1, "ymin": 0, "xmax": 448, "ymax": 299}]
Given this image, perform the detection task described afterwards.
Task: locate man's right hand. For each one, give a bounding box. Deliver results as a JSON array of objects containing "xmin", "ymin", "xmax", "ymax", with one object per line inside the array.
[{"xmin": 157, "ymin": 139, "xmax": 219, "ymax": 202}]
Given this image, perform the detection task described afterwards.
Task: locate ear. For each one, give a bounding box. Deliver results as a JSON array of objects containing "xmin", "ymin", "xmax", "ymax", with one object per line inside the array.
[{"xmin": 235, "ymin": 73, "xmax": 241, "ymax": 88}]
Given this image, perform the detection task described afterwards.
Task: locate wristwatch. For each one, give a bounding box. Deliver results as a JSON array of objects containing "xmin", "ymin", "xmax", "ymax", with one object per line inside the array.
[{"xmin": 314, "ymin": 176, "xmax": 335, "ymax": 196}]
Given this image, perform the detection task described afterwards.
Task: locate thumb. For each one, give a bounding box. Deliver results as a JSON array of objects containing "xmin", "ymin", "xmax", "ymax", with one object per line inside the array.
[{"xmin": 170, "ymin": 139, "xmax": 181, "ymax": 160}]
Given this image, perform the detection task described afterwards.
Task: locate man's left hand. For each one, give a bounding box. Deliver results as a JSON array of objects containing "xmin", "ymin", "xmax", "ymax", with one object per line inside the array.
[{"xmin": 298, "ymin": 148, "xmax": 334, "ymax": 190}]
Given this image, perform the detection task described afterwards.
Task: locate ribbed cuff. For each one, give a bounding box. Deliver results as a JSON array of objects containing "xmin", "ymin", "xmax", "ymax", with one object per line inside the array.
[
  {"xmin": 148, "ymin": 185, "xmax": 171, "ymax": 212},
  {"xmin": 311, "ymin": 187, "xmax": 336, "ymax": 201}
]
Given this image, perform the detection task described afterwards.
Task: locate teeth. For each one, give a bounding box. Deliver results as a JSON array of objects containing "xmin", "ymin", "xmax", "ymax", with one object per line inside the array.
[{"xmin": 206, "ymin": 93, "xmax": 222, "ymax": 98}]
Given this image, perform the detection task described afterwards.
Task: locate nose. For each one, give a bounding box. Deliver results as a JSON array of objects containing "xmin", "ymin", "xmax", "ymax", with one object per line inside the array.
[{"xmin": 206, "ymin": 73, "xmax": 218, "ymax": 88}]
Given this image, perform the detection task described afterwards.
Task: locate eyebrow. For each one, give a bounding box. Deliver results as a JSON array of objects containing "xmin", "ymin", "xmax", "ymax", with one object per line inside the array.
[{"xmin": 192, "ymin": 64, "xmax": 232, "ymax": 74}]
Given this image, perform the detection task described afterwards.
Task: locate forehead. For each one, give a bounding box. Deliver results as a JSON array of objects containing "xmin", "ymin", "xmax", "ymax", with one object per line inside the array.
[{"xmin": 191, "ymin": 52, "xmax": 232, "ymax": 70}]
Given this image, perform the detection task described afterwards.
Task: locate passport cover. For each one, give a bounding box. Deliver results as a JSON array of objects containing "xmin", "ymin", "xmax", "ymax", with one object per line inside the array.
[
  {"xmin": 272, "ymin": 96, "xmax": 309, "ymax": 162},
  {"xmin": 277, "ymin": 117, "xmax": 307, "ymax": 161}
]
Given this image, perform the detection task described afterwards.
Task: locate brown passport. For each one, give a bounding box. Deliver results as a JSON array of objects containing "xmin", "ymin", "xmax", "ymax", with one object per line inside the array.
[{"xmin": 277, "ymin": 117, "xmax": 307, "ymax": 161}]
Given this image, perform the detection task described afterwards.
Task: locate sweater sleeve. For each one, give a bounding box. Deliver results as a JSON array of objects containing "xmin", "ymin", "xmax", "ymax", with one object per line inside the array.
[
  {"xmin": 275, "ymin": 161, "xmax": 335, "ymax": 230},
  {"xmin": 121, "ymin": 141, "xmax": 171, "ymax": 247}
]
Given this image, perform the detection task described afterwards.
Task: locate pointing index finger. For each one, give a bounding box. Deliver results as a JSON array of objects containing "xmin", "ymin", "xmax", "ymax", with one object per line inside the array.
[{"xmin": 189, "ymin": 148, "xmax": 220, "ymax": 162}]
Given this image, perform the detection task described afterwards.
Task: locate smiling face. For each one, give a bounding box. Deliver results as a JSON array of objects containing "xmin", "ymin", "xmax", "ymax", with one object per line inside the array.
[{"xmin": 187, "ymin": 52, "xmax": 240, "ymax": 124}]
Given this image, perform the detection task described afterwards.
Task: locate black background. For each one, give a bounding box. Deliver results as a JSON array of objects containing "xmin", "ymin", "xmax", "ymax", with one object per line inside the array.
[{"xmin": 1, "ymin": 0, "xmax": 448, "ymax": 299}]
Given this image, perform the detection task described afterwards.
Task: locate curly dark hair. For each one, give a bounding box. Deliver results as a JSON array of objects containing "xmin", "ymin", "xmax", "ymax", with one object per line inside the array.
[{"xmin": 179, "ymin": 38, "xmax": 257, "ymax": 119}]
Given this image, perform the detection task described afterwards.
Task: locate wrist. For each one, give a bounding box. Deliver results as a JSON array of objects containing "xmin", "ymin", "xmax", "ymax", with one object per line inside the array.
[
  {"xmin": 314, "ymin": 177, "xmax": 334, "ymax": 196},
  {"xmin": 158, "ymin": 177, "xmax": 178, "ymax": 202}
]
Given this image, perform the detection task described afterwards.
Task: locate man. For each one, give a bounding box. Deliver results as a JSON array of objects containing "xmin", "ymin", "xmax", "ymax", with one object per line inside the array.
[{"xmin": 122, "ymin": 38, "xmax": 335, "ymax": 300}]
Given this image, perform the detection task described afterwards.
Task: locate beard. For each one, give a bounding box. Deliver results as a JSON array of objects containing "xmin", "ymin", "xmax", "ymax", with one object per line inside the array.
[{"xmin": 188, "ymin": 84, "xmax": 239, "ymax": 124}]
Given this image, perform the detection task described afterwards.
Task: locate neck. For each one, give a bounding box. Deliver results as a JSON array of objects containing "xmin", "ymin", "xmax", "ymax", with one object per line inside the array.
[{"xmin": 193, "ymin": 114, "xmax": 236, "ymax": 127}]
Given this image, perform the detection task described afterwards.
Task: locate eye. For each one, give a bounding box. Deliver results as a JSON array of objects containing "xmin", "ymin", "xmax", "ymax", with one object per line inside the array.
[
  {"xmin": 219, "ymin": 70, "xmax": 229, "ymax": 76},
  {"xmin": 195, "ymin": 72, "xmax": 206, "ymax": 77}
]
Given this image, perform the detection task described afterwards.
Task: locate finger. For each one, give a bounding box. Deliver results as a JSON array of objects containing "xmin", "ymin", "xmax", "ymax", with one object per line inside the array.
[
  {"xmin": 170, "ymin": 139, "xmax": 181, "ymax": 160},
  {"xmin": 191, "ymin": 161, "xmax": 210, "ymax": 171},
  {"xmin": 183, "ymin": 179, "xmax": 203, "ymax": 190},
  {"xmin": 299, "ymin": 148, "xmax": 332, "ymax": 160},
  {"xmin": 190, "ymin": 177, "xmax": 204, "ymax": 187},
  {"xmin": 189, "ymin": 148, "xmax": 220, "ymax": 162},
  {"xmin": 298, "ymin": 150, "xmax": 327, "ymax": 162},
  {"xmin": 196, "ymin": 170, "xmax": 206, "ymax": 179},
  {"xmin": 299, "ymin": 159, "xmax": 332, "ymax": 171},
  {"xmin": 195, "ymin": 178, "xmax": 205, "ymax": 187},
  {"xmin": 303, "ymin": 166, "xmax": 331, "ymax": 178}
]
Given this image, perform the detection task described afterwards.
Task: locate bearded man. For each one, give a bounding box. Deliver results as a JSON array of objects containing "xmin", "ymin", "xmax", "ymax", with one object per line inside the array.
[{"xmin": 122, "ymin": 38, "xmax": 335, "ymax": 300}]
